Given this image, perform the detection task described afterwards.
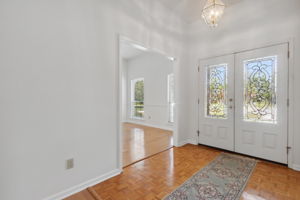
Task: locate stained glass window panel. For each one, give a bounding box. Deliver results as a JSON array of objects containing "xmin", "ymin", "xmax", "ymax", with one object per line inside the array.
[
  {"xmin": 244, "ymin": 56, "xmax": 277, "ymax": 123},
  {"xmin": 206, "ymin": 64, "xmax": 227, "ymax": 118}
]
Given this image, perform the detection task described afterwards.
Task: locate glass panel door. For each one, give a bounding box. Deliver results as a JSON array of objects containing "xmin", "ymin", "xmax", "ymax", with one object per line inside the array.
[
  {"xmin": 235, "ymin": 44, "xmax": 288, "ymax": 164},
  {"xmin": 198, "ymin": 44, "xmax": 288, "ymax": 164},
  {"xmin": 198, "ymin": 55, "xmax": 234, "ymax": 151}
]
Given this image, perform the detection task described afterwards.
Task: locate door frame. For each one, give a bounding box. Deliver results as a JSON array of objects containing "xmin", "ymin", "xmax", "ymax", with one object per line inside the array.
[
  {"xmin": 117, "ymin": 35, "xmax": 180, "ymax": 171},
  {"xmin": 197, "ymin": 39, "xmax": 295, "ymax": 170}
]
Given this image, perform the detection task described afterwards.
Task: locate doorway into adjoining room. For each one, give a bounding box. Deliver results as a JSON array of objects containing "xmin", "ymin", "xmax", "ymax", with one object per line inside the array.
[{"xmin": 119, "ymin": 38, "xmax": 176, "ymax": 167}]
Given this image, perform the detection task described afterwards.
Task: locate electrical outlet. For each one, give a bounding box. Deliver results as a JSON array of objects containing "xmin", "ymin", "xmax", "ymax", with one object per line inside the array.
[{"xmin": 66, "ymin": 158, "xmax": 74, "ymax": 170}]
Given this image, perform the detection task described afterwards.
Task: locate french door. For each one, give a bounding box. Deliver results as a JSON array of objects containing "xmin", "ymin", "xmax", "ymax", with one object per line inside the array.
[
  {"xmin": 198, "ymin": 55, "xmax": 235, "ymax": 151},
  {"xmin": 198, "ymin": 44, "xmax": 289, "ymax": 164}
]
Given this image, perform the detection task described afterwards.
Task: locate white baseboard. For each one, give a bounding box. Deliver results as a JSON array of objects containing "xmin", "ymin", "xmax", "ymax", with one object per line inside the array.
[
  {"xmin": 187, "ymin": 138, "xmax": 198, "ymax": 145},
  {"xmin": 176, "ymin": 138, "xmax": 198, "ymax": 147},
  {"xmin": 292, "ymin": 164, "xmax": 300, "ymax": 171},
  {"xmin": 124, "ymin": 120, "xmax": 173, "ymax": 131},
  {"xmin": 43, "ymin": 169, "xmax": 121, "ymax": 200},
  {"xmin": 177, "ymin": 139, "xmax": 189, "ymax": 147}
]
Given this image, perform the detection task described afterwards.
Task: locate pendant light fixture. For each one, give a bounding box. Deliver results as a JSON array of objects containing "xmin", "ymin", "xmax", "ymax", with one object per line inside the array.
[{"xmin": 202, "ymin": 0, "xmax": 225, "ymax": 27}]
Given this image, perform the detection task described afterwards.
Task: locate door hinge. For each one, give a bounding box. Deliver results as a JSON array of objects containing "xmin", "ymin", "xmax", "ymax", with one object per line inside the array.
[
  {"xmin": 197, "ymin": 130, "xmax": 200, "ymax": 136},
  {"xmin": 287, "ymin": 99, "xmax": 290, "ymax": 107},
  {"xmin": 198, "ymin": 66, "xmax": 200, "ymax": 72},
  {"xmin": 198, "ymin": 98, "xmax": 200, "ymax": 104},
  {"xmin": 287, "ymin": 146, "xmax": 292, "ymax": 154}
]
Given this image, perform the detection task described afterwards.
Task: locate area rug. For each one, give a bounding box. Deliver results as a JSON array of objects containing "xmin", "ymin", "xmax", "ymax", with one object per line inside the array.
[{"xmin": 163, "ymin": 153, "xmax": 257, "ymax": 200}]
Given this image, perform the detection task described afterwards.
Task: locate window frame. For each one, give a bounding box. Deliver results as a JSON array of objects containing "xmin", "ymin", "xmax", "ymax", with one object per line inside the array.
[{"xmin": 167, "ymin": 73, "xmax": 175, "ymax": 123}]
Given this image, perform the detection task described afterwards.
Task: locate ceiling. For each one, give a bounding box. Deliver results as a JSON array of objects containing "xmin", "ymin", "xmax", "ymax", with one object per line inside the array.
[
  {"xmin": 120, "ymin": 42, "xmax": 146, "ymax": 60},
  {"xmin": 120, "ymin": 0, "xmax": 243, "ymax": 59},
  {"xmin": 156, "ymin": 0, "xmax": 241, "ymax": 23}
]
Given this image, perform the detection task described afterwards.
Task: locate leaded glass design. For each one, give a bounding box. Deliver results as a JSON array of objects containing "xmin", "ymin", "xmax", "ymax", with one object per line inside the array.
[
  {"xmin": 206, "ymin": 64, "xmax": 227, "ymax": 118},
  {"xmin": 244, "ymin": 56, "xmax": 277, "ymax": 123}
]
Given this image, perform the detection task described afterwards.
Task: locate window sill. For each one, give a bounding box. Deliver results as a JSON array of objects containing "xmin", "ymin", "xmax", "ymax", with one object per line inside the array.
[{"xmin": 131, "ymin": 117, "xmax": 145, "ymax": 121}]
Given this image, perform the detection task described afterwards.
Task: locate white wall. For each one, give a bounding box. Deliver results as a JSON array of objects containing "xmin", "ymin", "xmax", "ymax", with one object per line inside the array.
[
  {"xmin": 0, "ymin": 1, "xmax": 189, "ymax": 200},
  {"xmin": 124, "ymin": 52, "xmax": 173, "ymax": 130},
  {"xmin": 186, "ymin": 0, "xmax": 300, "ymax": 169}
]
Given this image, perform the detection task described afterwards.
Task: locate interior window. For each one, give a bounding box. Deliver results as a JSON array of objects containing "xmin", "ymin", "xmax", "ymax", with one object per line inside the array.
[
  {"xmin": 168, "ymin": 74, "xmax": 175, "ymax": 123},
  {"xmin": 131, "ymin": 78, "xmax": 144, "ymax": 119}
]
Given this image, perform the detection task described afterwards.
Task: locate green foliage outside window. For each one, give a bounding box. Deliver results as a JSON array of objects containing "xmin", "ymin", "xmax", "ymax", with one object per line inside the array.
[
  {"xmin": 133, "ymin": 80, "xmax": 144, "ymax": 118},
  {"xmin": 134, "ymin": 80, "xmax": 144, "ymax": 102}
]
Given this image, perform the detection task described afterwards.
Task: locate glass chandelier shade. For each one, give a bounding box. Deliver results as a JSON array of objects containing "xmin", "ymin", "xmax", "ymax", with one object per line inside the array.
[{"xmin": 202, "ymin": 0, "xmax": 225, "ymax": 27}]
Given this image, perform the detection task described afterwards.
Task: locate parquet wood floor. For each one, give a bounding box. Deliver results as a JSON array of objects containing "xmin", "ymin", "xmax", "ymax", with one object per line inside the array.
[
  {"xmin": 64, "ymin": 189, "xmax": 95, "ymax": 200},
  {"xmin": 66, "ymin": 144, "xmax": 300, "ymax": 200},
  {"xmin": 122, "ymin": 123, "xmax": 173, "ymax": 167}
]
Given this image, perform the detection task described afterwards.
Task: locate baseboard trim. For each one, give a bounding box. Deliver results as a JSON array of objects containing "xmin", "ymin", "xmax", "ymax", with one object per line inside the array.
[
  {"xmin": 177, "ymin": 140, "xmax": 188, "ymax": 147},
  {"xmin": 187, "ymin": 138, "xmax": 198, "ymax": 145},
  {"xmin": 43, "ymin": 169, "xmax": 121, "ymax": 200},
  {"xmin": 292, "ymin": 164, "xmax": 300, "ymax": 171},
  {"xmin": 123, "ymin": 120, "xmax": 173, "ymax": 131},
  {"xmin": 176, "ymin": 138, "xmax": 198, "ymax": 147}
]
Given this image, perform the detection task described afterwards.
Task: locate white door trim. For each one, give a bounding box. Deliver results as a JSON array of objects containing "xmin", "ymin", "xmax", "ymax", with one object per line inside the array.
[{"xmin": 197, "ymin": 39, "xmax": 295, "ymax": 169}]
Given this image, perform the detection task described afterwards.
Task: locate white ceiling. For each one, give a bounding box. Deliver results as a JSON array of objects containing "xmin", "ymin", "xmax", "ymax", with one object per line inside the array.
[
  {"xmin": 120, "ymin": 0, "xmax": 243, "ymax": 59},
  {"xmin": 156, "ymin": 0, "xmax": 241, "ymax": 23},
  {"xmin": 119, "ymin": 1, "xmax": 205, "ymax": 59},
  {"xmin": 120, "ymin": 42, "xmax": 146, "ymax": 60}
]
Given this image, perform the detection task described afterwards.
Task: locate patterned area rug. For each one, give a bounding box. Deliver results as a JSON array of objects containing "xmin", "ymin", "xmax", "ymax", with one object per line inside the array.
[{"xmin": 163, "ymin": 153, "xmax": 257, "ymax": 200}]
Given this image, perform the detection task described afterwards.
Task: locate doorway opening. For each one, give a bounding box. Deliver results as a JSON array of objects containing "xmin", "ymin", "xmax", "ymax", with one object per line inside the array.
[{"xmin": 119, "ymin": 37, "xmax": 176, "ymax": 167}]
